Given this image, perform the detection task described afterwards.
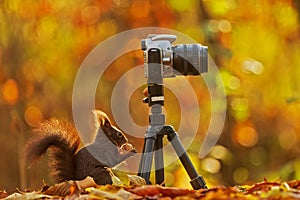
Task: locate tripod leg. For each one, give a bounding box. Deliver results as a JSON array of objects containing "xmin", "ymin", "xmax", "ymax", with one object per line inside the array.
[
  {"xmin": 138, "ymin": 136, "xmax": 156, "ymax": 184},
  {"xmin": 167, "ymin": 130, "xmax": 207, "ymax": 189},
  {"xmin": 155, "ymin": 134, "xmax": 165, "ymax": 185},
  {"xmin": 137, "ymin": 140, "xmax": 146, "ymax": 177}
]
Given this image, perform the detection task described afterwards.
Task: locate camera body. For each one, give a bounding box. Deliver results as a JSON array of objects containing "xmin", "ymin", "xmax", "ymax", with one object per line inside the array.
[{"xmin": 141, "ymin": 34, "xmax": 208, "ymax": 81}]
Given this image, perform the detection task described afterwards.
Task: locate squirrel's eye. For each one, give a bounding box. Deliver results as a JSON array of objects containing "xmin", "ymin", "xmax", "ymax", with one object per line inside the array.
[{"xmin": 117, "ymin": 132, "xmax": 123, "ymax": 137}]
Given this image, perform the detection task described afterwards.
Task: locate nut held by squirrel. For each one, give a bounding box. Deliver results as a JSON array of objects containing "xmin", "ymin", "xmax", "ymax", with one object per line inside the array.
[{"xmin": 25, "ymin": 110, "xmax": 137, "ymax": 185}]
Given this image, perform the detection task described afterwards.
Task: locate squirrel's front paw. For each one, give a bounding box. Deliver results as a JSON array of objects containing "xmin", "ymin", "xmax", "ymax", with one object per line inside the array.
[{"xmin": 120, "ymin": 143, "xmax": 137, "ymax": 155}]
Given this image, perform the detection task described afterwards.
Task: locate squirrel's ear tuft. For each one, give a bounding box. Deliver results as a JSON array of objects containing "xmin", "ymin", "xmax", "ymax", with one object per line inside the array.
[
  {"xmin": 100, "ymin": 114, "xmax": 106, "ymax": 127},
  {"xmin": 93, "ymin": 110, "xmax": 111, "ymax": 128}
]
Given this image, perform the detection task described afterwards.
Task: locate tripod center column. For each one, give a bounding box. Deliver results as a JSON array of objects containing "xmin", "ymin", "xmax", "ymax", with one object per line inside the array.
[{"xmin": 149, "ymin": 104, "xmax": 165, "ymax": 126}]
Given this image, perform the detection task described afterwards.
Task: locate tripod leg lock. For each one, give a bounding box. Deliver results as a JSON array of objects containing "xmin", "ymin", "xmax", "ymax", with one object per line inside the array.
[{"xmin": 190, "ymin": 175, "xmax": 207, "ymax": 189}]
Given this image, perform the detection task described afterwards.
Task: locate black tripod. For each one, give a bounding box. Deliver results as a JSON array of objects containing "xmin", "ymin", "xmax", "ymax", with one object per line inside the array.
[{"xmin": 137, "ymin": 84, "xmax": 207, "ymax": 190}]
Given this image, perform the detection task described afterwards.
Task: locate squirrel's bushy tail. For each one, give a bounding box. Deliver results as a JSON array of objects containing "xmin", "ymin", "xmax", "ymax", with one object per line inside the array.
[{"xmin": 25, "ymin": 119, "xmax": 81, "ymax": 183}]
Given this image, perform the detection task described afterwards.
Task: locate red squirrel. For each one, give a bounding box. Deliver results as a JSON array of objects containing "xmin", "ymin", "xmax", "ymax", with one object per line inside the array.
[{"xmin": 25, "ymin": 110, "xmax": 136, "ymax": 185}]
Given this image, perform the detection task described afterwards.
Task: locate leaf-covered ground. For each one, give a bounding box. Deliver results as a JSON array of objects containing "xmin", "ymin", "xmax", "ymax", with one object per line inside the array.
[{"xmin": 2, "ymin": 177, "xmax": 300, "ymax": 199}]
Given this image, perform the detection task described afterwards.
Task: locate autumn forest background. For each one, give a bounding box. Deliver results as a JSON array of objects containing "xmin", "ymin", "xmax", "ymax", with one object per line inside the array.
[{"xmin": 1, "ymin": 0, "xmax": 300, "ymax": 193}]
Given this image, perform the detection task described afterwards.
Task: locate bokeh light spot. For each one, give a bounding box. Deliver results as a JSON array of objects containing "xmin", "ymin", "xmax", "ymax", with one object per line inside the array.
[
  {"xmin": 221, "ymin": 70, "xmax": 240, "ymax": 92},
  {"xmin": 233, "ymin": 167, "xmax": 249, "ymax": 184},
  {"xmin": 230, "ymin": 98, "xmax": 249, "ymax": 121},
  {"xmin": 97, "ymin": 19, "xmax": 118, "ymax": 38},
  {"xmin": 219, "ymin": 19, "xmax": 232, "ymax": 33},
  {"xmin": 207, "ymin": 19, "xmax": 219, "ymax": 32},
  {"xmin": 243, "ymin": 59, "xmax": 264, "ymax": 75},
  {"xmin": 249, "ymin": 147, "xmax": 267, "ymax": 166},
  {"xmin": 36, "ymin": 16, "xmax": 58, "ymax": 43},
  {"xmin": 201, "ymin": 158, "xmax": 221, "ymax": 174},
  {"xmin": 278, "ymin": 128, "xmax": 297, "ymax": 150},
  {"xmin": 234, "ymin": 125, "xmax": 258, "ymax": 147},
  {"xmin": 210, "ymin": 145, "xmax": 228, "ymax": 160},
  {"xmin": 228, "ymin": 76, "xmax": 240, "ymax": 90},
  {"xmin": 274, "ymin": 2, "xmax": 298, "ymax": 32},
  {"xmin": 231, "ymin": 98, "xmax": 248, "ymax": 111},
  {"xmin": 2, "ymin": 79, "xmax": 19, "ymax": 105},
  {"xmin": 24, "ymin": 105, "xmax": 43, "ymax": 126},
  {"xmin": 81, "ymin": 5, "xmax": 100, "ymax": 25}
]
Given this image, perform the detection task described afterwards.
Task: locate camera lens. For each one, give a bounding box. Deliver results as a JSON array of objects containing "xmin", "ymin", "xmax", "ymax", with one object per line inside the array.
[{"xmin": 172, "ymin": 44, "xmax": 208, "ymax": 76}]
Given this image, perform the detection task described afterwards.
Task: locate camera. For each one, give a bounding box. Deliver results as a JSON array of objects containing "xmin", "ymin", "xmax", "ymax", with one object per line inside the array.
[{"xmin": 141, "ymin": 34, "xmax": 208, "ymax": 78}]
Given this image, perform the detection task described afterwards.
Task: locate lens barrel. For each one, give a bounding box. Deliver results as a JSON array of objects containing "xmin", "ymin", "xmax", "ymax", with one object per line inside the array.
[{"xmin": 172, "ymin": 44, "xmax": 208, "ymax": 76}]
